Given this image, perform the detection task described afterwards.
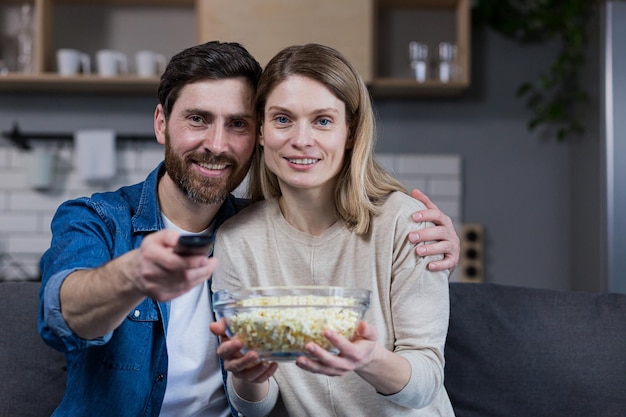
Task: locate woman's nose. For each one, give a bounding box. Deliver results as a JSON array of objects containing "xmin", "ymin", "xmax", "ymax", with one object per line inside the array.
[{"xmin": 291, "ymin": 124, "xmax": 314, "ymax": 147}]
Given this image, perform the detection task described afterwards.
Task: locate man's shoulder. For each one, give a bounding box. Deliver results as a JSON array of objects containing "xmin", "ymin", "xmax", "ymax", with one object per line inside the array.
[
  {"xmin": 51, "ymin": 179, "xmax": 153, "ymax": 236},
  {"xmin": 87, "ymin": 163, "xmax": 161, "ymax": 213},
  {"xmin": 74, "ymin": 181, "xmax": 145, "ymax": 213}
]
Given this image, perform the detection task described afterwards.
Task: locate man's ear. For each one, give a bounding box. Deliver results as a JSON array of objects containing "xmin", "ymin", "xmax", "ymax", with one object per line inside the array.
[{"xmin": 154, "ymin": 104, "xmax": 167, "ymax": 145}]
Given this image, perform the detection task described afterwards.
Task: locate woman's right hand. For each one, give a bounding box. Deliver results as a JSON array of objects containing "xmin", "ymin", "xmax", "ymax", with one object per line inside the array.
[{"xmin": 210, "ymin": 318, "xmax": 278, "ymax": 398}]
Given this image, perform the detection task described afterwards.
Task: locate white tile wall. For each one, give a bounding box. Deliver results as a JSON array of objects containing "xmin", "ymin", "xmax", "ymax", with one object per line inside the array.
[
  {"xmin": 0, "ymin": 139, "xmax": 162, "ymax": 280},
  {"xmin": 377, "ymin": 153, "xmax": 463, "ymax": 283},
  {"xmin": 0, "ymin": 142, "xmax": 462, "ymax": 280},
  {"xmin": 376, "ymin": 153, "xmax": 462, "ymax": 225}
]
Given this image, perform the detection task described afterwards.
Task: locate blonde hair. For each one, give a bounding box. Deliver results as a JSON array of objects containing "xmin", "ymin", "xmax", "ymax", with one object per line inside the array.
[{"xmin": 248, "ymin": 43, "xmax": 406, "ymax": 234}]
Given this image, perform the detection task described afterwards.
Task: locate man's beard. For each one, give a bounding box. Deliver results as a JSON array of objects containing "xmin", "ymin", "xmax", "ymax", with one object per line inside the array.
[{"xmin": 164, "ymin": 133, "xmax": 250, "ymax": 205}]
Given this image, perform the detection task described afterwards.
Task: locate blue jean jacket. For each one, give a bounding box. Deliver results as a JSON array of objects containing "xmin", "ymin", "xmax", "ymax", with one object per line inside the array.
[{"xmin": 38, "ymin": 162, "xmax": 248, "ymax": 417}]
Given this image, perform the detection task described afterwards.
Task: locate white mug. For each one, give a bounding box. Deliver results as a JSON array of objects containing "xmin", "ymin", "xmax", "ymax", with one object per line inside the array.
[
  {"xmin": 57, "ymin": 48, "xmax": 91, "ymax": 76},
  {"xmin": 135, "ymin": 50, "xmax": 166, "ymax": 77},
  {"xmin": 27, "ymin": 147, "xmax": 56, "ymax": 190},
  {"xmin": 96, "ymin": 50, "xmax": 128, "ymax": 77}
]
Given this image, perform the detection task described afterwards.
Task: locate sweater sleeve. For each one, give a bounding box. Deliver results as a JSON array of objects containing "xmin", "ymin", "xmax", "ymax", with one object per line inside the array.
[
  {"xmin": 383, "ymin": 264, "xmax": 450, "ymax": 409},
  {"xmin": 376, "ymin": 193, "xmax": 451, "ymax": 409},
  {"xmin": 227, "ymin": 373, "xmax": 279, "ymax": 417}
]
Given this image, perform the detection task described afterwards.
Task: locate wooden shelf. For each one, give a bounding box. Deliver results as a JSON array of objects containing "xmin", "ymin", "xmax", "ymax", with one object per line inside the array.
[
  {"xmin": 369, "ymin": 79, "xmax": 469, "ymax": 98},
  {"xmin": 377, "ymin": 0, "xmax": 462, "ymax": 8},
  {"xmin": 0, "ymin": 73, "xmax": 159, "ymax": 94}
]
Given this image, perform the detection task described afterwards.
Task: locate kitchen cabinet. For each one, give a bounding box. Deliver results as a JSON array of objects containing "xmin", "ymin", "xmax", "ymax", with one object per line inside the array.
[
  {"xmin": 372, "ymin": 0, "xmax": 470, "ymax": 96},
  {"xmin": 0, "ymin": 0, "xmax": 194, "ymax": 93},
  {"xmin": 197, "ymin": 0, "xmax": 471, "ymax": 97},
  {"xmin": 197, "ymin": 0, "xmax": 375, "ymax": 83},
  {"xmin": 0, "ymin": 0, "xmax": 470, "ymax": 96}
]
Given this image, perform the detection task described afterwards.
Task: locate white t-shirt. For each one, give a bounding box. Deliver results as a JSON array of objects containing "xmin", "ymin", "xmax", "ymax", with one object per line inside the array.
[{"xmin": 159, "ymin": 216, "xmax": 229, "ymax": 417}]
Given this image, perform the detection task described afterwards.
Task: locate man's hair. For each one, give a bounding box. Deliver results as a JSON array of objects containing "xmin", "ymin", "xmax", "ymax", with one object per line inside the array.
[
  {"xmin": 250, "ymin": 43, "xmax": 406, "ymax": 234},
  {"xmin": 157, "ymin": 41, "xmax": 263, "ymax": 119}
]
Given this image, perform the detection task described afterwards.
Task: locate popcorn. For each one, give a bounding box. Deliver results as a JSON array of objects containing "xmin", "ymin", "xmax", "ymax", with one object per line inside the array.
[
  {"xmin": 227, "ymin": 295, "xmax": 361, "ymax": 354},
  {"xmin": 213, "ymin": 287, "xmax": 371, "ymax": 360}
]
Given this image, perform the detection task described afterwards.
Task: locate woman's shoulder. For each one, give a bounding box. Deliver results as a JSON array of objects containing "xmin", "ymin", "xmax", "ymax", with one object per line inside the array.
[
  {"xmin": 381, "ymin": 191, "xmax": 427, "ymax": 214},
  {"xmin": 218, "ymin": 198, "xmax": 274, "ymax": 234},
  {"xmin": 370, "ymin": 191, "xmax": 431, "ymax": 234}
]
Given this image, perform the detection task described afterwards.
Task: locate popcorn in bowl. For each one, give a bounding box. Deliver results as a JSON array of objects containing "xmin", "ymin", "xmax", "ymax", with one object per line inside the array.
[{"xmin": 212, "ymin": 286, "xmax": 371, "ymax": 361}]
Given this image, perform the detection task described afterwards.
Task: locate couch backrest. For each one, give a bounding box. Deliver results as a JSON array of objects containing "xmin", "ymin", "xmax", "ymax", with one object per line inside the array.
[
  {"xmin": 0, "ymin": 281, "xmax": 66, "ymax": 417},
  {"xmin": 445, "ymin": 282, "xmax": 626, "ymax": 417}
]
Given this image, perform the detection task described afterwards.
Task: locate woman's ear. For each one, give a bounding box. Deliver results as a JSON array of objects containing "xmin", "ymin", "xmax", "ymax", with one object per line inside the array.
[
  {"xmin": 346, "ymin": 134, "xmax": 355, "ymax": 150},
  {"xmin": 258, "ymin": 124, "xmax": 265, "ymax": 146}
]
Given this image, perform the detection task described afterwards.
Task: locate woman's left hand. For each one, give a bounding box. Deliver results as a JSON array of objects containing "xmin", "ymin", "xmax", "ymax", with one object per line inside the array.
[{"xmin": 295, "ymin": 321, "xmax": 378, "ymax": 376}]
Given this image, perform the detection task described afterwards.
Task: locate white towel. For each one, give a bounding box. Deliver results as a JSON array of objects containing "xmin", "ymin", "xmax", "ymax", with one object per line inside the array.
[{"xmin": 74, "ymin": 129, "xmax": 116, "ymax": 182}]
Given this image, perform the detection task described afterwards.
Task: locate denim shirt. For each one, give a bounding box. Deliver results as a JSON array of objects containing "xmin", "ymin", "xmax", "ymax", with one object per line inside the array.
[{"xmin": 38, "ymin": 162, "xmax": 249, "ymax": 417}]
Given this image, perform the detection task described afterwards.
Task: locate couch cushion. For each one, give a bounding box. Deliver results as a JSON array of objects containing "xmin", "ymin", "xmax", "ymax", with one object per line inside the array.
[
  {"xmin": 0, "ymin": 281, "xmax": 66, "ymax": 417},
  {"xmin": 445, "ymin": 282, "xmax": 626, "ymax": 417}
]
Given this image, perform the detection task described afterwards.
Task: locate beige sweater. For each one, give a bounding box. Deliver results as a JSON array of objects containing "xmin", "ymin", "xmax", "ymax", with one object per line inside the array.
[{"xmin": 212, "ymin": 192, "xmax": 455, "ymax": 417}]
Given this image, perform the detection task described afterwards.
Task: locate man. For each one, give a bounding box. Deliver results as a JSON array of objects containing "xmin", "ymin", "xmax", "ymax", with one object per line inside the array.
[{"xmin": 38, "ymin": 41, "xmax": 460, "ymax": 417}]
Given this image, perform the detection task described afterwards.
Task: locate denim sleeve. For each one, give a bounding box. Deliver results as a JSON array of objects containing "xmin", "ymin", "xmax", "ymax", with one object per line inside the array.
[
  {"xmin": 40, "ymin": 267, "xmax": 112, "ymax": 352},
  {"xmin": 38, "ymin": 197, "xmax": 129, "ymax": 353}
]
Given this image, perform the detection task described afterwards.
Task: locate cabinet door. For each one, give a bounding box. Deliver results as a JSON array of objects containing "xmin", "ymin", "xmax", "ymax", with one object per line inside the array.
[{"xmin": 196, "ymin": 0, "xmax": 374, "ymax": 83}]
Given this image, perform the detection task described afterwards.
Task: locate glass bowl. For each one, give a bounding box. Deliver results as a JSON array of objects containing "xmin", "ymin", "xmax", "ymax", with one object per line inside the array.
[{"xmin": 212, "ymin": 286, "xmax": 371, "ymax": 361}]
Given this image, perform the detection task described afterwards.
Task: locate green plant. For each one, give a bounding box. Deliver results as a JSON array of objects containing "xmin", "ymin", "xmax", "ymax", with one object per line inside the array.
[{"xmin": 473, "ymin": 0, "xmax": 597, "ymax": 141}]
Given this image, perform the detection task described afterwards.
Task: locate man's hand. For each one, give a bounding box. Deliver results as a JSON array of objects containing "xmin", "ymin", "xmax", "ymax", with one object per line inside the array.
[
  {"xmin": 409, "ymin": 188, "xmax": 460, "ymax": 272},
  {"xmin": 130, "ymin": 230, "xmax": 218, "ymax": 302},
  {"xmin": 60, "ymin": 229, "xmax": 217, "ymax": 340}
]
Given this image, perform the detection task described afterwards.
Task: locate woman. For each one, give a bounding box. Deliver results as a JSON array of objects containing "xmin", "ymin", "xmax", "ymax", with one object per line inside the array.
[{"xmin": 211, "ymin": 43, "xmax": 455, "ymax": 417}]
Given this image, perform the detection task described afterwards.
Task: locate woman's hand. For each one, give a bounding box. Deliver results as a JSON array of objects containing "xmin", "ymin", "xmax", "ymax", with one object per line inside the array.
[
  {"xmin": 295, "ymin": 321, "xmax": 411, "ymax": 395},
  {"xmin": 209, "ymin": 318, "xmax": 277, "ymax": 400},
  {"xmin": 294, "ymin": 321, "xmax": 378, "ymax": 376}
]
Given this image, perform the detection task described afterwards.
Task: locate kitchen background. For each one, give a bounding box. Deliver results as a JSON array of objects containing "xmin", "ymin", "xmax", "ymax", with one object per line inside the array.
[{"xmin": 0, "ymin": 2, "xmax": 616, "ymax": 292}]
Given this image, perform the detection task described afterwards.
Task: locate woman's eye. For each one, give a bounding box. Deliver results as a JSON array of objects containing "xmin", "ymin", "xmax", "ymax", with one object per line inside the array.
[
  {"xmin": 275, "ymin": 116, "xmax": 289, "ymax": 124},
  {"xmin": 318, "ymin": 118, "xmax": 331, "ymax": 126}
]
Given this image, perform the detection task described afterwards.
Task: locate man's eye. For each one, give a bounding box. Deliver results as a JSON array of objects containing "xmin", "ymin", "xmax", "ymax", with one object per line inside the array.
[
  {"xmin": 231, "ymin": 120, "xmax": 247, "ymax": 129},
  {"xmin": 189, "ymin": 115, "xmax": 203, "ymax": 124}
]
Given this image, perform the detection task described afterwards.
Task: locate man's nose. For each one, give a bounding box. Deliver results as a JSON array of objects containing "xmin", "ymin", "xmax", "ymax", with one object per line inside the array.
[{"xmin": 202, "ymin": 124, "xmax": 227, "ymax": 154}]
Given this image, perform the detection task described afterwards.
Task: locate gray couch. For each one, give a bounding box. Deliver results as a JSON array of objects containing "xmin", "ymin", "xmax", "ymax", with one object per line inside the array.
[
  {"xmin": 1, "ymin": 281, "xmax": 625, "ymax": 417},
  {"xmin": 444, "ymin": 282, "xmax": 626, "ymax": 417},
  {"xmin": 0, "ymin": 281, "xmax": 65, "ymax": 417}
]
